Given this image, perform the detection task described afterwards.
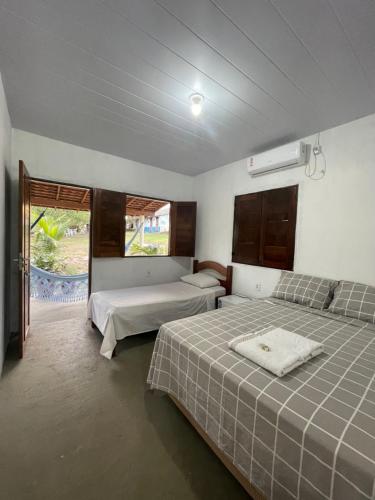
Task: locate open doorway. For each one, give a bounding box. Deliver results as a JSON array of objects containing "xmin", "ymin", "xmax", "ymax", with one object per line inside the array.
[{"xmin": 29, "ymin": 179, "xmax": 92, "ymax": 327}]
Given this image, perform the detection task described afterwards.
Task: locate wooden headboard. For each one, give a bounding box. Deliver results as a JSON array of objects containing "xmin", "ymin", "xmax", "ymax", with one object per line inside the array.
[{"xmin": 193, "ymin": 260, "xmax": 233, "ymax": 296}]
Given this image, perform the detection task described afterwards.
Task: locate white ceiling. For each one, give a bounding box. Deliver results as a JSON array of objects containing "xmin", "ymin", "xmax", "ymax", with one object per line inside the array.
[{"xmin": 1, "ymin": 0, "xmax": 375, "ymax": 176}]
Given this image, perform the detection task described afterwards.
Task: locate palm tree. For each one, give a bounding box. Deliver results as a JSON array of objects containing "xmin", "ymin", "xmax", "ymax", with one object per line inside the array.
[{"xmin": 32, "ymin": 217, "xmax": 66, "ymax": 271}]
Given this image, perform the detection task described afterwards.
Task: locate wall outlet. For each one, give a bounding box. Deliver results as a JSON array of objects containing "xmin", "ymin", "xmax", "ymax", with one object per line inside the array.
[{"xmin": 255, "ymin": 283, "xmax": 262, "ymax": 293}]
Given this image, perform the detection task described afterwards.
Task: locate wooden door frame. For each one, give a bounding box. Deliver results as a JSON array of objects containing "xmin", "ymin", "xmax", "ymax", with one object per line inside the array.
[
  {"xmin": 29, "ymin": 177, "xmax": 93, "ymax": 296},
  {"xmin": 19, "ymin": 161, "xmax": 31, "ymax": 358}
]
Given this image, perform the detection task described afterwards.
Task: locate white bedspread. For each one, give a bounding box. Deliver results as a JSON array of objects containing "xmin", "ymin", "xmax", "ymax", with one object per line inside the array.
[{"xmin": 88, "ymin": 282, "xmax": 225, "ymax": 359}]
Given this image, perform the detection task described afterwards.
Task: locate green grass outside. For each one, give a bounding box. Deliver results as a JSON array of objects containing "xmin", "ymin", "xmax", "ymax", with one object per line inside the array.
[
  {"xmin": 125, "ymin": 230, "xmax": 169, "ymax": 256},
  {"xmin": 32, "ymin": 230, "xmax": 170, "ymax": 275},
  {"xmin": 56, "ymin": 233, "xmax": 89, "ymax": 274},
  {"xmin": 31, "ymin": 233, "xmax": 89, "ymax": 275}
]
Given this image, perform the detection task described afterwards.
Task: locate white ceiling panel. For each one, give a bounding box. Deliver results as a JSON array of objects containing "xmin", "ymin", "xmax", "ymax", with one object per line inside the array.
[
  {"xmin": 271, "ymin": 0, "xmax": 375, "ymax": 106},
  {"xmin": 1, "ymin": 0, "xmax": 374, "ymax": 174}
]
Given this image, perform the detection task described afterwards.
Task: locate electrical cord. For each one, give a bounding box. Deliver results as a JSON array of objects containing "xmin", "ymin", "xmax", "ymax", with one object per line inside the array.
[{"xmin": 305, "ymin": 133, "xmax": 327, "ymax": 180}]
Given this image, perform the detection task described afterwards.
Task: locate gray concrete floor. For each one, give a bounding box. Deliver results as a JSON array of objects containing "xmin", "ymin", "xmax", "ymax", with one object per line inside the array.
[
  {"xmin": 30, "ymin": 298, "xmax": 88, "ymax": 326},
  {"xmin": 0, "ymin": 299, "xmax": 248, "ymax": 500}
]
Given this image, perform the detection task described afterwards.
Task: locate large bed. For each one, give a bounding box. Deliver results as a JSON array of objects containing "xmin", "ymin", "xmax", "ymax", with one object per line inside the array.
[
  {"xmin": 148, "ymin": 297, "xmax": 375, "ymax": 500},
  {"xmin": 88, "ymin": 260, "xmax": 232, "ymax": 359}
]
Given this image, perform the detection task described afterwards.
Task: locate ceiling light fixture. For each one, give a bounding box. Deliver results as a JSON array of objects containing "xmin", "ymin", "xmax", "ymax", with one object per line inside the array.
[{"xmin": 189, "ymin": 93, "xmax": 204, "ymax": 117}]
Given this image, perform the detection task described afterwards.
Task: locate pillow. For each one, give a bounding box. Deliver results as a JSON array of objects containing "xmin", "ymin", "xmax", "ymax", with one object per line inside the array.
[
  {"xmin": 180, "ymin": 273, "xmax": 220, "ymax": 289},
  {"xmin": 272, "ymin": 271, "xmax": 338, "ymax": 310},
  {"xmin": 200, "ymin": 268, "xmax": 225, "ymax": 280},
  {"xmin": 328, "ymin": 281, "xmax": 375, "ymax": 324}
]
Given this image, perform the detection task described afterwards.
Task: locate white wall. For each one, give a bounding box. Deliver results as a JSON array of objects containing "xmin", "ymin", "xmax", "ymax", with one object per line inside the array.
[
  {"xmin": 193, "ymin": 113, "xmax": 375, "ymax": 298},
  {"xmin": 0, "ymin": 74, "xmax": 12, "ymax": 373},
  {"xmin": 10, "ymin": 130, "xmax": 194, "ymax": 330},
  {"xmin": 8, "ymin": 114, "xmax": 375, "ymax": 332}
]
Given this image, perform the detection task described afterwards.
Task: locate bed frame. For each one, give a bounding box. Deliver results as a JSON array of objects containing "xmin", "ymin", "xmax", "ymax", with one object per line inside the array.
[
  {"xmin": 193, "ymin": 259, "xmax": 233, "ymax": 296},
  {"xmin": 170, "ymin": 396, "xmax": 265, "ymax": 500}
]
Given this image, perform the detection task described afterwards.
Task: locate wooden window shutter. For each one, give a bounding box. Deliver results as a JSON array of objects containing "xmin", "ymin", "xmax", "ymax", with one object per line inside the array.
[
  {"xmin": 170, "ymin": 202, "xmax": 197, "ymax": 257},
  {"xmin": 260, "ymin": 185, "xmax": 298, "ymax": 270},
  {"xmin": 232, "ymin": 193, "xmax": 262, "ymax": 265},
  {"xmin": 92, "ymin": 188, "xmax": 126, "ymax": 257}
]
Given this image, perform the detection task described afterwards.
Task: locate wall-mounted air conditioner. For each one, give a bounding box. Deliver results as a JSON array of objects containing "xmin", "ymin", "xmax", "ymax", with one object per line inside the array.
[{"xmin": 247, "ymin": 141, "xmax": 307, "ymax": 176}]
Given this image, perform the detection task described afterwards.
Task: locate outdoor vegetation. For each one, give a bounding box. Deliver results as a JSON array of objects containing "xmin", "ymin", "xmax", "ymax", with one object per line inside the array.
[
  {"xmin": 31, "ymin": 207, "xmax": 90, "ymax": 275},
  {"xmin": 125, "ymin": 228, "xmax": 169, "ymax": 256},
  {"xmin": 124, "ymin": 209, "xmax": 170, "ymax": 256},
  {"xmin": 31, "ymin": 207, "xmax": 170, "ymax": 277}
]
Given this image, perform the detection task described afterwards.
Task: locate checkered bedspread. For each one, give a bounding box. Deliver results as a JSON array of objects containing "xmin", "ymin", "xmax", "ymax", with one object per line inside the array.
[{"xmin": 147, "ymin": 299, "xmax": 375, "ymax": 500}]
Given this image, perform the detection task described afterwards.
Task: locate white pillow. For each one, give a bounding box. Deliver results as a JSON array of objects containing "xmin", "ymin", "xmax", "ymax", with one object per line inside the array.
[
  {"xmin": 200, "ymin": 268, "xmax": 225, "ymax": 280},
  {"xmin": 180, "ymin": 273, "xmax": 220, "ymax": 289}
]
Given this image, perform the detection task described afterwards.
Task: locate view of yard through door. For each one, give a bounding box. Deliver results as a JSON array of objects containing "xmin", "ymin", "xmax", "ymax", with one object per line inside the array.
[
  {"xmin": 30, "ymin": 205, "xmax": 90, "ymax": 310},
  {"xmin": 31, "ymin": 206, "xmax": 90, "ymax": 275},
  {"xmin": 29, "ymin": 179, "xmax": 92, "ymax": 323}
]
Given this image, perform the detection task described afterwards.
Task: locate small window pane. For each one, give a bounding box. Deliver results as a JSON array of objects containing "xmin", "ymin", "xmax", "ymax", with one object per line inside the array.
[{"xmin": 125, "ymin": 196, "xmax": 170, "ymax": 256}]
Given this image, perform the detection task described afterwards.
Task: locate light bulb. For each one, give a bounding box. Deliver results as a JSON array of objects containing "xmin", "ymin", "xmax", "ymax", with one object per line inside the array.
[
  {"xmin": 191, "ymin": 103, "xmax": 202, "ymax": 116},
  {"xmin": 190, "ymin": 93, "xmax": 204, "ymax": 117}
]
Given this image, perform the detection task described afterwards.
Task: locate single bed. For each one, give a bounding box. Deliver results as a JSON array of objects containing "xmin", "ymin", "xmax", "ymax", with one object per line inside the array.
[
  {"xmin": 88, "ymin": 260, "xmax": 232, "ymax": 359},
  {"xmin": 148, "ymin": 298, "xmax": 375, "ymax": 500}
]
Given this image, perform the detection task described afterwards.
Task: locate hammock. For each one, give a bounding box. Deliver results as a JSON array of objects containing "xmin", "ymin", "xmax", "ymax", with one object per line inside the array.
[{"xmin": 30, "ymin": 265, "xmax": 88, "ymax": 303}]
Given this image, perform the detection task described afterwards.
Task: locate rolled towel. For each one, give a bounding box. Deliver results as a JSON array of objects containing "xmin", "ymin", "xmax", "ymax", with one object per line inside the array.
[{"xmin": 228, "ymin": 326, "xmax": 323, "ymax": 377}]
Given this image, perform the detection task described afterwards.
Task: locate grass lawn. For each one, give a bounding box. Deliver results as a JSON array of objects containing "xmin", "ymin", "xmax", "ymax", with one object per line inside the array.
[
  {"xmin": 125, "ymin": 230, "xmax": 169, "ymax": 256},
  {"xmin": 54, "ymin": 234, "xmax": 89, "ymax": 274}
]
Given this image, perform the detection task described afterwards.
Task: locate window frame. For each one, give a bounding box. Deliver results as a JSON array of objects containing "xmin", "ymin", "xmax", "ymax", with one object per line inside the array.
[{"xmin": 232, "ymin": 185, "xmax": 298, "ymax": 271}]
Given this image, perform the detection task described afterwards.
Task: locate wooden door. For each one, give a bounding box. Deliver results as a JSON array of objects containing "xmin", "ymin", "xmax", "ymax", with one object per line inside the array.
[{"xmin": 18, "ymin": 160, "xmax": 31, "ymax": 358}]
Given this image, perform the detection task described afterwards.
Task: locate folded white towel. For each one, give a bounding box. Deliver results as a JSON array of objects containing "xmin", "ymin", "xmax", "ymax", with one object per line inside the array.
[{"xmin": 228, "ymin": 327, "xmax": 323, "ymax": 377}]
